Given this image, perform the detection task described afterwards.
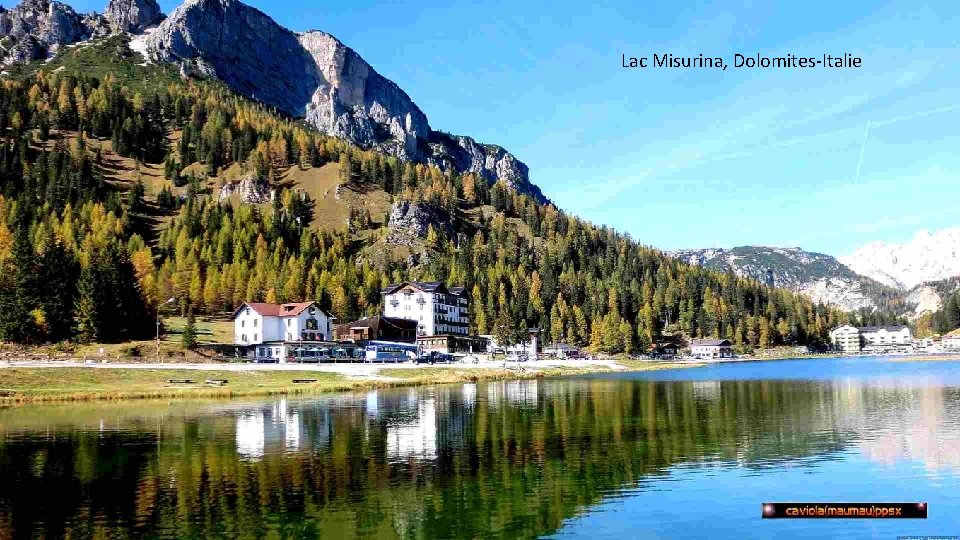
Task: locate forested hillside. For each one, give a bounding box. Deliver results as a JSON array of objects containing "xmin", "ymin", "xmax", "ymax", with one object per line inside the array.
[{"xmin": 0, "ymin": 36, "xmax": 849, "ymax": 352}]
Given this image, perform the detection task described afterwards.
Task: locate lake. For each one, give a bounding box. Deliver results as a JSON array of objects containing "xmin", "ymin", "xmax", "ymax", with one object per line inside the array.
[{"xmin": 1, "ymin": 356, "xmax": 959, "ymax": 539}]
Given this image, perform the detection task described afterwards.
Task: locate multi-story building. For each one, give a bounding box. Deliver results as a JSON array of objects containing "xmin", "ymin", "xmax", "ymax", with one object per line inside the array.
[
  {"xmin": 829, "ymin": 324, "xmax": 913, "ymax": 353},
  {"xmin": 860, "ymin": 325, "xmax": 912, "ymax": 349},
  {"xmin": 381, "ymin": 281, "xmax": 469, "ymax": 337},
  {"xmin": 830, "ymin": 325, "xmax": 862, "ymax": 353},
  {"xmin": 232, "ymin": 301, "xmax": 334, "ymax": 361}
]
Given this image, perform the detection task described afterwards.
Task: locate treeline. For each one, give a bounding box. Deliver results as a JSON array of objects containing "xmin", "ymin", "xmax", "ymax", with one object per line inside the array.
[
  {"xmin": 926, "ymin": 291, "xmax": 960, "ymax": 335},
  {"xmin": 0, "ymin": 198, "xmax": 150, "ymax": 343},
  {"xmin": 0, "ymin": 66, "xmax": 849, "ymax": 350}
]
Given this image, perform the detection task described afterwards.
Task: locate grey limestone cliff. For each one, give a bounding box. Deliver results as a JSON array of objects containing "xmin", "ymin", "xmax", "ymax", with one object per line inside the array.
[
  {"xmin": 0, "ymin": 0, "xmax": 156, "ymax": 66},
  {"xmin": 0, "ymin": 0, "xmax": 94, "ymax": 64},
  {"xmin": 142, "ymin": 0, "xmax": 546, "ymax": 201},
  {"xmin": 104, "ymin": 0, "xmax": 163, "ymax": 33}
]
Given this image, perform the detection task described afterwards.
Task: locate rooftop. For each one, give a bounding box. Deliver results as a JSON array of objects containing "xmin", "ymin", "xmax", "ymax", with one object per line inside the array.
[
  {"xmin": 381, "ymin": 281, "xmax": 466, "ymax": 296},
  {"xmin": 691, "ymin": 339, "xmax": 732, "ymax": 347},
  {"xmin": 233, "ymin": 301, "xmax": 325, "ymax": 318}
]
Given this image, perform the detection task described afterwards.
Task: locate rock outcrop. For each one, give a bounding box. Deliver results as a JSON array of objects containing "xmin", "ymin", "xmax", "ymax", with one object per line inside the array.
[
  {"xmin": 385, "ymin": 201, "xmax": 453, "ymax": 247},
  {"xmin": 142, "ymin": 0, "xmax": 547, "ymax": 201},
  {"xmin": 427, "ymin": 132, "xmax": 545, "ymax": 200},
  {"xmin": 144, "ymin": 0, "xmax": 325, "ymax": 124},
  {"xmin": 298, "ymin": 30, "xmax": 430, "ymax": 162},
  {"xmin": 218, "ymin": 174, "xmax": 271, "ymax": 204},
  {"xmin": 104, "ymin": 0, "xmax": 163, "ymax": 33},
  {"xmin": 0, "ymin": 0, "xmax": 89, "ymax": 64},
  {"xmin": 0, "ymin": 0, "xmax": 119, "ymax": 66}
]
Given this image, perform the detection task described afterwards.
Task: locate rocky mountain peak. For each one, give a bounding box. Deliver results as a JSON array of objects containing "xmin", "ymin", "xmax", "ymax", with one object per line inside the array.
[
  {"xmin": 141, "ymin": 0, "xmax": 547, "ymax": 202},
  {"xmin": 0, "ymin": 0, "xmax": 547, "ymax": 202},
  {"xmin": 104, "ymin": 0, "xmax": 164, "ymax": 33},
  {"xmin": 840, "ymin": 227, "xmax": 960, "ymax": 290},
  {"xmin": 297, "ymin": 29, "xmax": 431, "ymax": 162}
]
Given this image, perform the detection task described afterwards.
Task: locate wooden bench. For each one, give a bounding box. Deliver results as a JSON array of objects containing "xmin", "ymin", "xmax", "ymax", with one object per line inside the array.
[
  {"xmin": 167, "ymin": 379, "xmax": 195, "ymax": 384},
  {"xmin": 205, "ymin": 379, "xmax": 229, "ymax": 386},
  {"xmin": 292, "ymin": 379, "xmax": 318, "ymax": 384}
]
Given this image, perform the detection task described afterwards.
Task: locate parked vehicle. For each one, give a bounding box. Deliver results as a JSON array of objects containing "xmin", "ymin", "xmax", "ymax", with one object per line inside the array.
[{"xmin": 416, "ymin": 351, "xmax": 454, "ymax": 364}]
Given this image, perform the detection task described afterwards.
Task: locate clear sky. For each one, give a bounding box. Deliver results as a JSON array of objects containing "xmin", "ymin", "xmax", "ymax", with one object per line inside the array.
[{"xmin": 61, "ymin": 0, "xmax": 960, "ymax": 255}]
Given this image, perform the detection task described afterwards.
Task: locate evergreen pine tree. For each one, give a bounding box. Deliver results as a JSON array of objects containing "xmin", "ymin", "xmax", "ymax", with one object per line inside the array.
[{"xmin": 182, "ymin": 309, "xmax": 198, "ymax": 348}]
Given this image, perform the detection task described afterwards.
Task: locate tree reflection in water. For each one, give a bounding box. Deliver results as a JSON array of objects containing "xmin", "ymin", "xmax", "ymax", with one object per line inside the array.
[{"xmin": 0, "ymin": 375, "xmax": 958, "ymax": 538}]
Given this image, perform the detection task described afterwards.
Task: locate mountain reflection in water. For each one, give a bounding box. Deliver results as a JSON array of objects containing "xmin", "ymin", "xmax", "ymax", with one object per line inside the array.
[{"xmin": 0, "ymin": 358, "xmax": 958, "ymax": 539}]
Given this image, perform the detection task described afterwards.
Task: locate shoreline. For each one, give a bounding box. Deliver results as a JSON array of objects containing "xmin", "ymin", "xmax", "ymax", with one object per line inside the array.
[{"xmin": 0, "ymin": 359, "xmax": 700, "ymax": 404}]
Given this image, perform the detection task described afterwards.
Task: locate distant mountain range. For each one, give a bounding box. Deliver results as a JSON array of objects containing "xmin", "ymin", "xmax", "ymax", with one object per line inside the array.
[
  {"xmin": 674, "ymin": 229, "xmax": 960, "ymax": 318},
  {"xmin": 840, "ymin": 228, "xmax": 960, "ymax": 290}
]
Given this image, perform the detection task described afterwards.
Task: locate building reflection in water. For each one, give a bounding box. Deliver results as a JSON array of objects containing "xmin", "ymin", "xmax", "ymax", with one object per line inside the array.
[
  {"xmin": 854, "ymin": 384, "xmax": 960, "ymax": 472},
  {"xmin": 386, "ymin": 395, "xmax": 438, "ymax": 462},
  {"xmin": 234, "ymin": 397, "xmax": 329, "ymax": 459}
]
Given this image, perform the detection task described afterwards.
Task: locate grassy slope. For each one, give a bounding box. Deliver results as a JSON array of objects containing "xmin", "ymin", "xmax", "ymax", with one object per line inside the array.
[
  {"xmin": 0, "ymin": 368, "xmax": 352, "ymax": 401},
  {"xmin": 0, "ymin": 360, "xmax": 694, "ymax": 402}
]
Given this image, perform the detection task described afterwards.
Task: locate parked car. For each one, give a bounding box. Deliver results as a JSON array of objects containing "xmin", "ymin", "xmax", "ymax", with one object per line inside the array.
[{"xmin": 416, "ymin": 351, "xmax": 454, "ymax": 364}]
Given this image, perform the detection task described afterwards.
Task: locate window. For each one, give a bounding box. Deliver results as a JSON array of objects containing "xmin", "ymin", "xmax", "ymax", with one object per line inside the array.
[
  {"xmin": 245, "ymin": 308, "xmax": 251, "ymax": 315},
  {"xmin": 241, "ymin": 320, "xmax": 245, "ymax": 328},
  {"xmin": 253, "ymin": 319, "xmax": 258, "ymax": 328},
  {"xmin": 287, "ymin": 333, "xmax": 292, "ymax": 341},
  {"xmin": 242, "ymin": 334, "xmax": 248, "ymax": 342},
  {"xmin": 254, "ymin": 333, "xmax": 258, "ymax": 341}
]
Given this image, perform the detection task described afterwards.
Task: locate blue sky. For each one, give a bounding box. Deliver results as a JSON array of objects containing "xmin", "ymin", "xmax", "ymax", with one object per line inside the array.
[{"xmin": 62, "ymin": 0, "xmax": 960, "ymax": 255}]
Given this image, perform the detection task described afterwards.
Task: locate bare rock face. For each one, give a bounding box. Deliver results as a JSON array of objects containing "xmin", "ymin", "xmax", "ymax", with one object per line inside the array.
[
  {"xmin": 218, "ymin": 173, "xmax": 271, "ymax": 204},
  {"xmin": 299, "ymin": 30, "xmax": 430, "ymax": 162},
  {"xmin": 104, "ymin": 0, "xmax": 164, "ymax": 34},
  {"xmin": 0, "ymin": 0, "xmax": 89, "ymax": 64},
  {"xmin": 142, "ymin": 0, "xmax": 547, "ymax": 202},
  {"xmin": 428, "ymin": 132, "xmax": 545, "ymax": 201},
  {"xmin": 385, "ymin": 201, "xmax": 453, "ymax": 247},
  {"xmin": 144, "ymin": 0, "xmax": 322, "ymax": 121}
]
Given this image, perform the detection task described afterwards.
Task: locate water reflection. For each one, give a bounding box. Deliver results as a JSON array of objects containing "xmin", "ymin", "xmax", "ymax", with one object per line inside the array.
[{"xmin": 0, "ymin": 363, "xmax": 958, "ymax": 539}]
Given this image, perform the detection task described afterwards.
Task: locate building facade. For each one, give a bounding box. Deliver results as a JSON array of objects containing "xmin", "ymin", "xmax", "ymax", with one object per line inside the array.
[
  {"xmin": 482, "ymin": 329, "xmax": 542, "ymax": 359},
  {"xmin": 690, "ymin": 338, "xmax": 734, "ymax": 359},
  {"xmin": 382, "ymin": 282, "xmax": 469, "ymax": 337},
  {"xmin": 829, "ymin": 325, "xmax": 862, "ymax": 353},
  {"xmin": 334, "ymin": 316, "xmax": 418, "ymax": 343},
  {"xmin": 859, "ymin": 325, "xmax": 912, "ymax": 348},
  {"xmin": 942, "ymin": 329, "xmax": 960, "ymax": 351},
  {"xmin": 417, "ymin": 335, "xmax": 488, "ymax": 355},
  {"xmin": 232, "ymin": 301, "xmax": 334, "ymax": 361},
  {"xmin": 829, "ymin": 325, "xmax": 913, "ymax": 353}
]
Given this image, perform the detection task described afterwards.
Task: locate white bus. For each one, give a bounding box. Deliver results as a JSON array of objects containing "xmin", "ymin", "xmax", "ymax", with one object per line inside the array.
[{"xmin": 364, "ymin": 341, "xmax": 419, "ymax": 363}]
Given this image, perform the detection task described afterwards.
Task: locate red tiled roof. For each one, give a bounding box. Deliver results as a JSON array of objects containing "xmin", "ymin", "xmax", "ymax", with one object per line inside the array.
[{"xmin": 233, "ymin": 301, "xmax": 320, "ymax": 318}]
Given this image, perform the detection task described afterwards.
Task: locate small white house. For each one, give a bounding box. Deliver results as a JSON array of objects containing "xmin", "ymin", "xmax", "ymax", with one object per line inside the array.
[
  {"xmin": 690, "ymin": 338, "xmax": 734, "ymax": 359},
  {"xmin": 483, "ymin": 330, "xmax": 541, "ymax": 359},
  {"xmin": 233, "ymin": 301, "xmax": 333, "ymax": 348}
]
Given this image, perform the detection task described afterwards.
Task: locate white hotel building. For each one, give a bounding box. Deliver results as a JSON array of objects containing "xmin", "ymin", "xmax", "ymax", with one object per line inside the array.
[
  {"xmin": 232, "ymin": 301, "xmax": 334, "ymax": 361},
  {"xmin": 381, "ymin": 281, "xmax": 469, "ymax": 337},
  {"xmin": 829, "ymin": 324, "xmax": 913, "ymax": 353}
]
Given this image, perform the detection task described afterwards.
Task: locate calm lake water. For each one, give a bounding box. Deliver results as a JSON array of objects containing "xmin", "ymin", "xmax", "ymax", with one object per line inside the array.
[{"xmin": 1, "ymin": 356, "xmax": 959, "ymax": 539}]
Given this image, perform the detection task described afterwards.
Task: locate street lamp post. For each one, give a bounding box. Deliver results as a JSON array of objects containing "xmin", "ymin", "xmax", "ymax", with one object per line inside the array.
[{"xmin": 156, "ymin": 297, "xmax": 175, "ymax": 363}]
